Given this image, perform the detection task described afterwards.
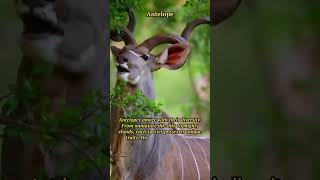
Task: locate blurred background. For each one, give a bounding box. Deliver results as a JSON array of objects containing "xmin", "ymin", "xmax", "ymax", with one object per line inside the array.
[
  {"xmin": 214, "ymin": 0, "xmax": 320, "ymax": 179},
  {"xmin": 0, "ymin": 0, "xmax": 22, "ymax": 164},
  {"xmin": 110, "ymin": 0, "xmax": 210, "ymax": 132},
  {"xmin": 0, "ymin": 0, "xmax": 21, "ymax": 97}
]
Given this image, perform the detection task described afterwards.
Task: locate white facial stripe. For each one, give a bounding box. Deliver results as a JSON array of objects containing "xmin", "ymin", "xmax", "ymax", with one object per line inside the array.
[
  {"xmin": 45, "ymin": 4, "xmax": 58, "ymax": 24},
  {"xmin": 34, "ymin": 3, "xmax": 58, "ymax": 25},
  {"xmin": 120, "ymin": 63, "xmax": 129, "ymax": 70},
  {"xmin": 128, "ymin": 50, "xmax": 141, "ymax": 57}
]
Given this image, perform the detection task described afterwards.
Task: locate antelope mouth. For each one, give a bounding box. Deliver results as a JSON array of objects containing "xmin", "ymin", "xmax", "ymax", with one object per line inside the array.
[
  {"xmin": 116, "ymin": 64, "xmax": 141, "ymax": 85},
  {"xmin": 117, "ymin": 64, "xmax": 130, "ymax": 73},
  {"xmin": 22, "ymin": 14, "xmax": 63, "ymax": 37},
  {"xmin": 19, "ymin": 1, "xmax": 63, "ymax": 39}
]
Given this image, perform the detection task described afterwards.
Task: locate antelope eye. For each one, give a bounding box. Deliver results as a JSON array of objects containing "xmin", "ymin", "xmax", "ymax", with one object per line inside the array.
[{"xmin": 141, "ymin": 55, "xmax": 149, "ymax": 61}]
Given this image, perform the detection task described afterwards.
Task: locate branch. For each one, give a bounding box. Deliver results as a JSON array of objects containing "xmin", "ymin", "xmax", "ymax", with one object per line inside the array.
[
  {"xmin": 0, "ymin": 115, "xmax": 49, "ymax": 136},
  {"xmin": 0, "ymin": 115, "xmax": 104, "ymax": 150},
  {"xmin": 0, "ymin": 115, "xmax": 107, "ymax": 178},
  {"xmin": 62, "ymin": 137, "xmax": 106, "ymax": 179},
  {"xmin": 0, "ymin": 92, "xmax": 12, "ymax": 102}
]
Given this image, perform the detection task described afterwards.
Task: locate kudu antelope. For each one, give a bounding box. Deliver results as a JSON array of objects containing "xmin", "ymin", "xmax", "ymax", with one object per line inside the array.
[
  {"xmin": 2, "ymin": 0, "xmax": 107, "ymax": 179},
  {"xmin": 110, "ymin": 10, "xmax": 210, "ymax": 180},
  {"xmin": 110, "ymin": 0, "xmax": 242, "ymax": 178}
]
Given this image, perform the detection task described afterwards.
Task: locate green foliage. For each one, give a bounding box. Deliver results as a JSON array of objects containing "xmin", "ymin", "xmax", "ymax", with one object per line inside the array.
[
  {"xmin": 183, "ymin": 0, "xmax": 210, "ymax": 18},
  {"xmin": 110, "ymin": 0, "xmax": 147, "ymax": 31},
  {"xmin": 111, "ymin": 81, "xmax": 162, "ymax": 118},
  {"xmin": 109, "ymin": 0, "xmax": 210, "ymax": 130},
  {"xmin": 0, "ymin": 64, "xmax": 109, "ymax": 177},
  {"xmin": 2, "ymin": 95, "xmax": 18, "ymax": 116},
  {"xmin": 2, "ymin": 63, "xmax": 53, "ymax": 117}
]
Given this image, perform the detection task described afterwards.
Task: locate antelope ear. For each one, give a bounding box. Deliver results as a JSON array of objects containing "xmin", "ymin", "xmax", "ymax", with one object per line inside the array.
[
  {"xmin": 111, "ymin": 46, "xmax": 121, "ymax": 56},
  {"xmin": 156, "ymin": 43, "xmax": 191, "ymax": 70},
  {"xmin": 213, "ymin": 0, "xmax": 241, "ymax": 25}
]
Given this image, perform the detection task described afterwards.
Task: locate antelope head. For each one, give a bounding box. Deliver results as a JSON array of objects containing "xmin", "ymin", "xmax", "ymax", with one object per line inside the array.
[
  {"xmin": 111, "ymin": 10, "xmax": 210, "ymax": 99},
  {"xmin": 15, "ymin": 0, "xmax": 107, "ymax": 74}
]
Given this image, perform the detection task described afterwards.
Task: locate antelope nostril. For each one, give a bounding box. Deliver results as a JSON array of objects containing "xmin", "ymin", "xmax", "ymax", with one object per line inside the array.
[{"xmin": 123, "ymin": 58, "xmax": 128, "ymax": 62}]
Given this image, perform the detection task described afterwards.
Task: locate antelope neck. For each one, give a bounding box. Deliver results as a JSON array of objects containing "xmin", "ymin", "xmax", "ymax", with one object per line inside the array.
[
  {"xmin": 112, "ymin": 75, "xmax": 167, "ymax": 178},
  {"xmin": 118, "ymin": 71, "xmax": 155, "ymax": 100}
]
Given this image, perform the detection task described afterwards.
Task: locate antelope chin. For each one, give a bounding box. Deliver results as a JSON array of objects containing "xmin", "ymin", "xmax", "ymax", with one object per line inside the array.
[
  {"xmin": 117, "ymin": 73, "xmax": 140, "ymax": 85},
  {"xmin": 20, "ymin": 34, "xmax": 62, "ymax": 64},
  {"xmin": 18, "ymin": 0, "xmax": 63, "ymax": 64}
]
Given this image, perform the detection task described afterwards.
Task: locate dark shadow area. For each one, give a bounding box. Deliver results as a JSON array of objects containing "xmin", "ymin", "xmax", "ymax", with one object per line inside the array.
[{"xmin": 213, "ymin": 0, "xmax": 320, "ymax": 179}]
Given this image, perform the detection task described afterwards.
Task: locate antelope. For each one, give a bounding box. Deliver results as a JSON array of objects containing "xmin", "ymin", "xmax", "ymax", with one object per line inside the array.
[
  {"xmin": 110, "ymin": 0, "xmax": 242, "ymax": 178},
  {"xmin": 110, "ymin": 9, "xmax": 211, "ymax": 180},
  {"xmin": 2, "ymin": 0, "xmax": 108, "ymax": 179}
]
